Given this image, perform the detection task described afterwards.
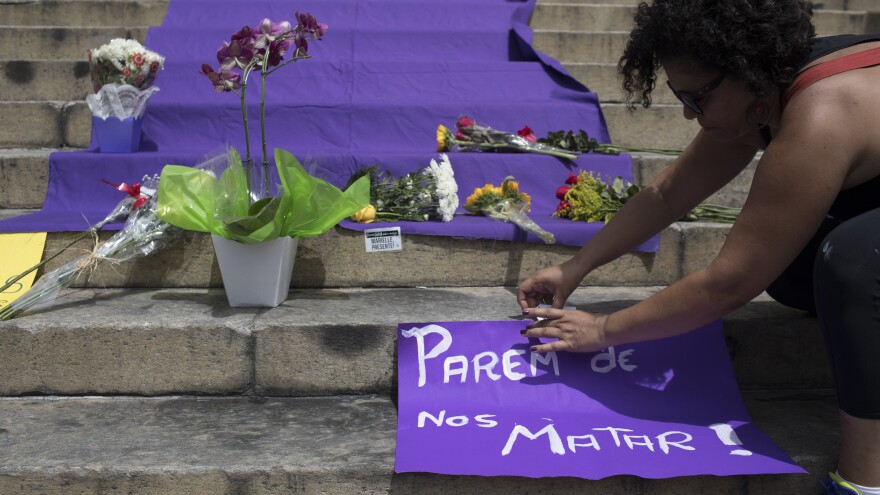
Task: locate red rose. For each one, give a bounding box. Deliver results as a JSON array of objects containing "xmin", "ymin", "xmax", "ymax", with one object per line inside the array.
[
  {"xmin": 517, "ymin": 125, "xmax": 537, "ymax": 143},
  {"xmin": 564, "ymin": 173, "xmax": 579, "ymax": 185},
  {"xmin": 456, "ymin": 116, "xmax": 474, "ymax": 129},
  {"xmin": 556, "ymin": 201, "xmax": 571, "ymax": 213},
  {"xmin": 455, "ymin": 131, "xmax": 467, "ymax": 140},
  {"xmin": 555, "ymin": 185, "xmax": 571, "ymax": 200}
]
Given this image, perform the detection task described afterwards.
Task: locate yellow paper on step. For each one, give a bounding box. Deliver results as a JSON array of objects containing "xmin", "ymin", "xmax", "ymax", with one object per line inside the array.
[{"xmin": 0, "ymin": 233, "xmax": 48, "ymax": 310}]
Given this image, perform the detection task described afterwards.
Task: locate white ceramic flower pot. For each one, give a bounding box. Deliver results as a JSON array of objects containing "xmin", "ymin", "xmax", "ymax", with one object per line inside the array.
[{"xmin": 211, "ymin": 234, "xmax": 298, "ymax": 308}]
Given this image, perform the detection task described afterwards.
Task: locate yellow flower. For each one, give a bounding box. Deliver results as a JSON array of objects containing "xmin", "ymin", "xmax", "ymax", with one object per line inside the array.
[
  {"xmin": 351, "ymin": 204, "xmax": 376, "ymax": 223},
  {"xmin": 436, "ymin": 125, "xmax": 451, "ymax": 152}
]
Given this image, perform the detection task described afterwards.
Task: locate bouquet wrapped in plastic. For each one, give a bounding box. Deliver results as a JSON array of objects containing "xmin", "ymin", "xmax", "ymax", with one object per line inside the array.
[
  {"xmin": 464, "ymin": 176, "xmax": 555, "ymax": 244},
  {"xmin": 347, "ymin": 154, "xmax": 459, "ymax": 223},
  {"xmin": 86, "ymin": 38, "xmax": 164, "ymax": 120},
  {"xmin": 437, "ymin": 116, "xmax": 578, "ymax": 161},
  {"xmin": 157, "ymin": 148, "xmax": 370, "ymax": 244},
  {"xmin": 0, "ymin": 175, "xmax": 182, "ymax": 320}
]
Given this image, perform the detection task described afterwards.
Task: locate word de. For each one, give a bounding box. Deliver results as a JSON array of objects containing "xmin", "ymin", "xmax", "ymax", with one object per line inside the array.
[{"xmin": 590, "ymin": 346, "xmax": 637, "ymax": 373}]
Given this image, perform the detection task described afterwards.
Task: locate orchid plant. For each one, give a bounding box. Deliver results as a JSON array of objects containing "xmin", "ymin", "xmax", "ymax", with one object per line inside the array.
[{"xmin": 200, "ymin": 13, "xmax": 328, "ymax": 200}]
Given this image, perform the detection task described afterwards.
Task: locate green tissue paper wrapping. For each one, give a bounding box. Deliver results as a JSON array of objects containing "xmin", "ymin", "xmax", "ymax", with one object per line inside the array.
[{"xmin": 157, "ymin": 148, "xmax": 370, "ymax": 244}]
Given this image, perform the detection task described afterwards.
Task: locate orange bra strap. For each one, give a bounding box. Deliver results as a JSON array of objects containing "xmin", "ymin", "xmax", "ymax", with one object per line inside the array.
[{"xmin": 782, "ymin": 47, "xmax": 880, "ymax": 108}]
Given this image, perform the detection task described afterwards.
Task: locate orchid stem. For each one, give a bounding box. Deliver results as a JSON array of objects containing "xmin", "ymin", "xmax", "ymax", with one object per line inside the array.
[
  {"xmin": 260, "ymin": 53, "xmax": 270, "ymax": 199},
  {"xmin": 239, "ymin": 77, "xmax": 252, "ymax": 193}
]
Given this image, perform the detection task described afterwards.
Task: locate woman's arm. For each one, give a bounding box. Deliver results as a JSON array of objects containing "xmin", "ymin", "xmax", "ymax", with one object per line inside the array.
[
  {"xmin": 567, "ymin": 130, "xmax": 758, "ymax": 278},
  {"xmin": 518, "ymin": 130, "xmax": 757, "ymax": 310},
  {"xmin": 525, "ymin": 95, "xmax": 857, "ymax": 351}
]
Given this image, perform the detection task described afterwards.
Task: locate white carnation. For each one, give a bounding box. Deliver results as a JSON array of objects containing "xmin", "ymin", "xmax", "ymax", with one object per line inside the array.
[{"xmin": 430, "ymin": 153, "xmax": 458, "ymax": 222}]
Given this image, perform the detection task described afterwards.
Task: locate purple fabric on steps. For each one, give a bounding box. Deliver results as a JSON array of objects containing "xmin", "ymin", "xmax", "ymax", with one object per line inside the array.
[{"xmin": 0, "ymin": 0, "xmax": 659, "ymax": 251}]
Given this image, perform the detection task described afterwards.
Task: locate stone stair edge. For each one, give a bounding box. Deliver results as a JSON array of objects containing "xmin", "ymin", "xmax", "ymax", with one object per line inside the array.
[
  {"xmin": 0, "ymin": 390, "xmax": 840, "ymax": 494},
  {"xmin": 0, "ymin": 100, "xmax": 700, "ymax": 149},
  {"xmin": 0, "ymin": 286, "xmax": 830, "ymax": 396},
  {"xmin": 0, "ymin": 216, "xmax": 729, "ymax": 289}
]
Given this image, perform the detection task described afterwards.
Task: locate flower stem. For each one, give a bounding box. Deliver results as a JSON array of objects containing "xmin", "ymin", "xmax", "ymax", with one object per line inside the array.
[
  {"xmin": 0, "ymin": 231, "xmax": 89, "ymax": 295},
  {"xmin": 239, "ymin": 78, "xmax": 252, "ymax": 192},
  {"xmin": 260, "ymin": 53, "xmax": 270, "ymax": 199},
  {"xmin": 450, "ymin": 139, "xmax": 578, "ymax": 161}
]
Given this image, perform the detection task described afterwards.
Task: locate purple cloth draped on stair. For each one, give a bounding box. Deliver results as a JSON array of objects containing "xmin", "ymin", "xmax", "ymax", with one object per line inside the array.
[{"xmin": 0, "ymin": 0, "xmax": 659, "ymax": 251}]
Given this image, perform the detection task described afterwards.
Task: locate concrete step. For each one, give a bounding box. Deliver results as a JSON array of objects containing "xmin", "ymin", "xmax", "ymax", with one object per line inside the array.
[
  {"xmin": 0, "ymin": 149, "xmax": 754, "ymax": 211},
  {"xmin": 1, "ymin": 222, "xmax": 688, "ymax": 288},
  {"xmin": 1, "ymin": 99, "xmax": 696, "ymax": 151},
  {"xmin": 0, "ymin": 391, "xmax": 839, "ymax": 494},
  {"xmin": 0, "ymin": 287, "xmax": 828, "ymax": 396},
  {"xmin": 533, "ymin": 0, "xmax": 875, "ymax": 9},
  {"xmin": 531, "ymin": 4, "xmax": 872, "ymax": 35},
  {"xmin": 0, "ymin": 0, "xmax": 168, "ymax": 27},
  {"xmin": 0, "ymin": 60, "xmax": 94, "ymax": 102},
  {"xmin": 0, "ymin": 149, "xmax": 704, "ymax": 209},
  {"xmin": 0, "ymin": 59, "xmax": 670, "ymax": 104},
  {"xmin": 0, "ymin": 27, "xmax": 150, "ymax": 61}
]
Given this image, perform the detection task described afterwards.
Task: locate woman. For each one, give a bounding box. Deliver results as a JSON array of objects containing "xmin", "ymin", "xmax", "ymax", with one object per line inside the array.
[{"xmin": 516, "ymin": 1, "xmax": 880, "ymax": 493}]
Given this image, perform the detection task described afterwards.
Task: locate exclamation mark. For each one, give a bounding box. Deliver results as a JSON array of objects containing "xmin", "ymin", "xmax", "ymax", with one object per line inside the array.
[{"xmin": 709, "ymin": 423, "xmax": 752, "ymax": 456}]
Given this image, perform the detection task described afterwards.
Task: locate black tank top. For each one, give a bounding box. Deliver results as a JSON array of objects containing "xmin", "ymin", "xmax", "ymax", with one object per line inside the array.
[{"xmin": 770, "ymin": 33, "xmax": 880, "ymax": 222}]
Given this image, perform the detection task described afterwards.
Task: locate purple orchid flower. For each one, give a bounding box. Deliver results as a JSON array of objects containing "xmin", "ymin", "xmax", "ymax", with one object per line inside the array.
[
  {"xmin": 293, "ymin": 34, "xmax": 308, "ymax": 58},
  {"xmin": 296, "ymin": 12, "xmax": 318, "ymax": 33},
  {"xmin": 254, "ymin": 18, "xmax": 292, "ymax": 50},
  {"xmin": 217, "ymin": 39, "xmax": 254, "ymax": 70},
  {"xmin": 200, "ymin": 64, "xmax": 241, "ymax": 92}
]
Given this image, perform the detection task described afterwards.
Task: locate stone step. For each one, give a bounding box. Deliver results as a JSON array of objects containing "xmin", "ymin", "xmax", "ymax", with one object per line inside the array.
[
  {"xmin": 0, "ymin": 391, "xmax": 839, "ymax": 494},
  {"xmin": 0, "ymin": 0, "xmax": 168, "ymax": 27},
  {"xmin": 0, "ymin": 223, "xmax": 691, "ymax": 289},
  {"xmin": 0, "ymin": 99, "xmax": 697, "ymax": 151},
  {"xmin": 0, "ymin": 59, "xmax": 671, "ymax": 104},
  {"xmin": 530, "ymin": 4, "xmax": 872, "ymax": 35},
  {"xmin": 0, "ymin": 26, "xmax": 150, "ymax": 61},
  {"xmin": 0, "ymin": 149, "xmax": 754, "ymax": 211},
  {"xmin": 0, "ymin": 287, "xmax": 828, "ymax": 396},
  {"xmin": 533, "ymin": 0, "xmax": 875, "ymax": 9},
  {"xmin": 532, "ymin": 16, "xmax": 875, "ymax": 67},
  {"xmin": 0, "ymin": 144, "xmax": 751, "ymax": 230}
]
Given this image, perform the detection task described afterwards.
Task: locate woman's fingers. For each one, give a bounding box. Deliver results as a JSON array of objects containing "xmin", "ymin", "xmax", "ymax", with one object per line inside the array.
[
  {"xmin": 521, "ymin": 324, "xmax": 564, "ymax": 339},
  {"xmin": 517, "ymin": 281, "xmax": 555, "ymax": 310},
  {"xmin": 523, "ymin": 306, "xmax": 566, "ymax": 322},
  {"xmin": 530, "ymin": 339, "xmax": 572, "ymax": 354}
]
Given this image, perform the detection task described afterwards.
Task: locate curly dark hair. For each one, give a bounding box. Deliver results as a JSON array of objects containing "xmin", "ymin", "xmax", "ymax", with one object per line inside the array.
[{"xmin": 618, "ymin": 0, "xmax": 815, "ymax": 109}]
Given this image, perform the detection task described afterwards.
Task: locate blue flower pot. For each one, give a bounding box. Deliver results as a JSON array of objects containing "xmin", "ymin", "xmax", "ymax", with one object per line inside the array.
[{"xmin": 92, "ymin": 116, "xmax": 143, "ymax": 153}]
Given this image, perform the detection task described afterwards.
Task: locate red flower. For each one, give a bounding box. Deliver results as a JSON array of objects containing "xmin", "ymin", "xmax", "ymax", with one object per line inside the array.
[
  {"xmin": 564, "ymin": 173, "xmax": 579, "ymax": 185},
  {"xmin": 149, "ymin": 61, "xmax": 160, "ymax": 72},
  {"xmin": 555, "ymin": 185, "xmax": 571, "ymax": 200},
  {"xmin": 455, "ymin": 131, "xmax": 467, "ymax": 140},
  {"xmin": 132, "ymin": 52, "xmax": 146, "ymax": 67},
  {"xmin": 456, "ymin": 116, "xmax": 474, "ymax": 129},
  {"xmin": 517, "ymin": 125, "xmax": 537, "ymax": 143},
  {"xmin": 122, "ymin": 67, "xmax": 132, "ymax": 78},
  {"xmin": 556, "ymin": 201, "xmax": 571, "ymax": 213}
]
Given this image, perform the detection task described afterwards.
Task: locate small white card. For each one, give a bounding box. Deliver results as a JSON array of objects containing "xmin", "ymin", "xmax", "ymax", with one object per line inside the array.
[{"xmin": 364, "ymin": 227, "xmax": 402, "ymax": 252}]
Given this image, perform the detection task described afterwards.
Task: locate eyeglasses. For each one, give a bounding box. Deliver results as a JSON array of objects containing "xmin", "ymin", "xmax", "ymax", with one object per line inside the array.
[{"xmin": 666, "ymin": 73, "xmax": 725, "ymax": 115}]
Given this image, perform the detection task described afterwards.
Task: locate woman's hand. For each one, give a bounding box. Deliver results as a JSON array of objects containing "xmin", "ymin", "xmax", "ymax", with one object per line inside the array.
[
  {"xmin": 517, "ymin": 262, "xmax": 583, "ymax": 310},
  {"xmin": 520, "ymin": 307, "xmax": 611, "ymax": 353}
]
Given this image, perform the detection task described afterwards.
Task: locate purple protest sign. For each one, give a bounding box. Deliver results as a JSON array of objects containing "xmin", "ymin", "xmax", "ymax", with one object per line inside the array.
[{"xmin": 395, "ymin": 320, "xmax": 805, "ymax": 479}]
